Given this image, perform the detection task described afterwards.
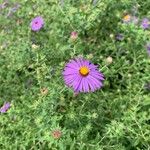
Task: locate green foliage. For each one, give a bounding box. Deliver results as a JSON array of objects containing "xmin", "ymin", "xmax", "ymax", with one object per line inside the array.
[{"xmin": 0, "ymin": 0, "xmax": 150, "ymax": 149}]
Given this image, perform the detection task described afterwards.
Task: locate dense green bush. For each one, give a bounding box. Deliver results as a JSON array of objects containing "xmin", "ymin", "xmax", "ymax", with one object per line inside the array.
[{"xmin": 0, "ymin": 0, "xmax": 150, "ymax": 149}]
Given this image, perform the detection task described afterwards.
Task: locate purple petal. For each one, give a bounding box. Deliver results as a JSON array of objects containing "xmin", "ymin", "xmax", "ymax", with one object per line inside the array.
[
  {"xmin": 66, "ymin": 64, "xmax": 79, "ymax": 70},
  {"xmin": 88, "ymin": 75, "xmax": 103, "ymax": 88},
  {"xmin": 87, "ymin": 79, "xmax": 96, "ymax": 92},
  {"xmin": 63, "ymin": 68, "xmax": 78, "ymax": 75},
  {"xmin": 82, "ymin": 78, "xmax": 89, "ymax": 92},
  {"xmin": 0, "ymin": 102, "xmax": 11, "ymax": 113},
  {"xmin": 73, "ymin": 76, "xmax": 83, "ymax": 92},
  {"xmin": 88, "ymin": 63, "xmax": 98, "ymax": 70},
  {"xmin": 64, "ymin": 74, "xmax": 76, "ymax": 85},
  {"xmin": 90, "ymin": 71, "xmax": 104, "ymax": 80},
  {"xmin": 67, "ymin": 74, "xmax": 80, "ymax": 87}
]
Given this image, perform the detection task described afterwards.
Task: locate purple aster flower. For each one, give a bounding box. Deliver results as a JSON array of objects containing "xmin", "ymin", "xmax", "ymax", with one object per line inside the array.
[
  {"xmin": 0, "ymin": 102, "xmax": 11, "ymax": 113},
  {"xmin": 146, "ymin": 43, "xmax": 150, "ymax": 56},
  {"xmin": 31, "ymin": 16, "xmax": 44, "ymax": 31},
  {"xmin": 141, "ymin": 18, "xmax": 150, "ymax": 29},
  {"xmin": 63, "ymin": 58, "xmax": 104, "ymax": 93}
]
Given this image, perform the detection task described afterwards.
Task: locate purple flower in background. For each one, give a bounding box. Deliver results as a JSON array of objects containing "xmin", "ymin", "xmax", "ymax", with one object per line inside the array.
[
  {"xmin": 63, "ymin": 58, "xmax": 104, "ymax": 93},
  {"xmin": 0, "ymin": 102, "xmax": 11, "ymax": 113},
  {"xmin": 116, "ymin": 34, "xmax": 124, "ymax": 41},
  {"xmin": 31, "ymin": 16, "xmax": 44, "ymax": 31},
  {"xmin": 141, "ymin": 18, "xmax": 150, "ymax": 29},
  {"xmin": 146, "ymin": 43, "xmax": 150, "ymax": 55}
]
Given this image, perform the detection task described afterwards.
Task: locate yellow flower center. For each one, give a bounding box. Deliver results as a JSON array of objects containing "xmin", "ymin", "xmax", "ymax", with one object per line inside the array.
[
  {"xmin": 123, "ymin": 15, "xmax": 131, "ymax": 21},
  {"xmin": 79, "ymin": 66, "xmax": 89, "ymax": 76}
]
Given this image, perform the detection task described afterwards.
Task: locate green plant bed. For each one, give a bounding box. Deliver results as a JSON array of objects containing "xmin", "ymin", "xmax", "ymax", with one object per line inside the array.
[{"xmin": 0, "ymin": 0, "xmax": 150, "ymax": 149}]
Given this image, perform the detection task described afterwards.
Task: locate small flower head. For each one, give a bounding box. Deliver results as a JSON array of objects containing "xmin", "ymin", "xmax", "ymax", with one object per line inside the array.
[
  {"xmin": 70, "ymin": 31, "xmax": 78, "ymax": 40},
  {"xmin": 109, "ymin": 34, "xmax": 114, "ymax": 39},
  {"xmin": 31, "ymin": 16, "xmax": 44, "ymax": 31},
  {"xmin": 51, "ymin": 130, "xmax": 62, "ymax": 139},
  {"xmin": 141, "ymin": 18, "xmax": 150, "ymax": 29},
  {"xmin": 87, "ymin": 53, "xmax": 93, "ymax": 59},
  {"xmin": 106, "ymin": 56, "xmax": 113, "ymax": 64},
  {"xmin": 16, "ymin": 19, "xmax": 23, "ymax": 25},
  {"xmin": 63, "ymin": 58, "xmax": 104, "ymax": 93},
  {"xmin": 92, "ymin": 112, "xmax": 98, "ymax": 119},
  {"xmin": 40, "ymin": 87, "xmax": 48, "ymax": 95},
  {"xmin": 0, "ymin": 102, "xmax": 11, "ymax": 113},
  {"xmin": 73, "ymin": 92, "xmax": 79, "ymax": 97},
  {"xmin": 32, "ymin": 44, "xmax": 39, "ymax": 49},
  {"xmin": 123, "ymin": 14, "xmax": 131, "ymax": 23}
]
